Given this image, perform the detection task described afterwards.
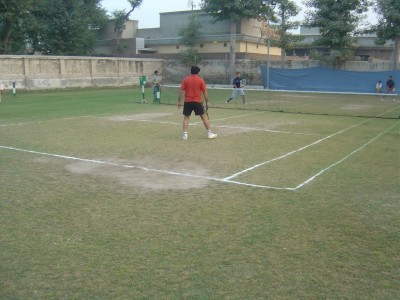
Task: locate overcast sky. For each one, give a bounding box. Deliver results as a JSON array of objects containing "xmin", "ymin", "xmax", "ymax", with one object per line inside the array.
[{"xmin": 101, "ymin": 0, "xmax": 377, "ymax": 29}]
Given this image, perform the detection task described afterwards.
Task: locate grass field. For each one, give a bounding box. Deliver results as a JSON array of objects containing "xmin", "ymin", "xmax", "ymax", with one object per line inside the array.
[{"xmin": 1, "ymin": 86, "xmax": 399, "ymax": 299}]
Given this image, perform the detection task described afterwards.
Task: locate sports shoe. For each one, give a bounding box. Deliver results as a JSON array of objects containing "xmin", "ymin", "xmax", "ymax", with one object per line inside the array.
[
  {"xmin": 182, "ymin": 133, "xmax": 188, "ymax": 140},
  {"xmin": 207, "ymin": 133, "xmax": 217, "ymax": 139}
]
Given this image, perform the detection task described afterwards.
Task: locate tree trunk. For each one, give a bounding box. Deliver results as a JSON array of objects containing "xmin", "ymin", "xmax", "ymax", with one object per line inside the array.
[
  {"xmin": 229, "ymin": 19, "xmax": 236, "ymax": 84},
  {"xmin": 1, "ymin": 19, "xmax": 12, "ymax": 54},
  {"xmin": 393, "ymin": 37, "xmax": 399, "ymax": 70},
  {"xmin": 280, "ymin": 8, "xmax": 285, "ymax": 68}
]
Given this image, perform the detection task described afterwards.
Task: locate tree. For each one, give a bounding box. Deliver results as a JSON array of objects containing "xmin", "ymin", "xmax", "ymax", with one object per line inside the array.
[
  {"xmin": 371, "ymin": 0, "xmax": 400, "ymax": 70},
  {"xmin": 187, "ymin": 0, "xmax": 197, "ymax": 10},
  {"xmin": 178, "ymin": 14, "xmax": 202, "ymax": 66},
  {"xmin": 201, "ymin": 0, "xmax": 273, "ymax": 81},
  {"xmin": 111, "ymin": 0, "xmax": 143, "ymax": 52},
  {"xmin": 29, "ymin": 0, "xmax": 108, "ymax": 55},
  {"xmin": 304, "ymin": 0, "xmax": 370, "ymax": 68},
  {"xmin": 0, "ymin": 0, "xmax": 38, "ymax": 54},
  {"xmin": 111, "ymin": 9, "xmax": 129, "ymax": 53},
  {"xmin": 268, "ymin": 0, "xmax": 302, "ymax": 68}
]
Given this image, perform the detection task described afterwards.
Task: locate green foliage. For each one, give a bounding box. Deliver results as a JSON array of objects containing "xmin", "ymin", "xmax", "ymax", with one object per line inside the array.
[
  {"xmin": 178, "ymin": 14, "xmax": 202, "ymax": 47},
  {"xmin": 268, "ymin": 0, "xmax": 303, "ymax": 52},
  {"xmin": 112, "ymin": 9, "xmax": 128, "ymax": 35},
  {"xmin": 372, "ymin": 0, "xmax": 400, "ymax": 42},
  {"xmin": 179, "ymin": 48, "xmax": 202, "ymax": 66},
  {"xmin": 201, "ymin": 0, "xmax": 272, "ymax": 22},
  {"xmin": 201, "ymin": 0, "xmax": 272, "ymax": 79},
  {"xmin": 110, "ymin": 0, "xmax": 143, "ymax": 38},
  {"xmin": 32, "ymin": 0, "xmax": 109, "ymax": 55},
  {"xmin": 304, "ymin": 0, "xmax": 370, "ymax": 67},
  {"xmin": 0, "ymin": 0, "xmax": 108, "ymax": 55},
  {"xmin": 178, "ymin": 14, "xmax": 202, "ymax": 66},
  {"xmin": 0, "ymin": 0, "xmax": 37, "ymax": 54},
  {"xmin": 372, "ymin": 0, "xmax": 400, "ymax": 69},
  {"xmin": 110, "ymin": 0, "xmax": 143, "ymax": 53}
]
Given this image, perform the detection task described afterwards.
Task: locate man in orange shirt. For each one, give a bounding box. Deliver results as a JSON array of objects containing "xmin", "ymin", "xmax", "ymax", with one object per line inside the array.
[{"xmin": 177, "ymin": 66, "xmax": 217, "ymax": 140}]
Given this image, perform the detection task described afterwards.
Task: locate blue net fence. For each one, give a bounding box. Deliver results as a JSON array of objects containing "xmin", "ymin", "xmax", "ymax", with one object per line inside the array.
[{"xmin": 261, "ymin": 66, "xmax": 399, "ymax": 94}]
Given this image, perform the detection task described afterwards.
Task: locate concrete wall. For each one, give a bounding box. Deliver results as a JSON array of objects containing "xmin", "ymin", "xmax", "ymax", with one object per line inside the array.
[
  {"xmin": 0, "ymin": 55, "xmax": 163, "ymax": 90},
  {"xmin": 0, "ymin": 55, "xmax": 394, "ymax": 91}
]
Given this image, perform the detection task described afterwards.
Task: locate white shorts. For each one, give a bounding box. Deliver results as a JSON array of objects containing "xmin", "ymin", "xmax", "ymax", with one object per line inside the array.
[{"xmin": 231, "ymin": 88, "xmax": 245, "ymax": 98}]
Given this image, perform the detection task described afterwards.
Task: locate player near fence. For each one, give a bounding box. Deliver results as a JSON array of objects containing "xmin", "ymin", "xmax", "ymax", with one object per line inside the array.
[
  {"xmin": 152, "ymin": 70, "xmax": 161, "ymax": 103},
  {"xmin": 226, "ymin": 72, "xmax": 246, "ymax": 105},
  {"xmin": 381, "ymin": 75, "xmax": 396, "ymax": 101},
  {"xmin": 375, "ymin": 80, "xmax": 382, "ymax": 93},
  {"xmin": 386, "ymin": 75, "xmax": 395, "ymax": 93},
  {"xmin": 177, "ymin": 66, "xmax": 217, "ymax": 141}
]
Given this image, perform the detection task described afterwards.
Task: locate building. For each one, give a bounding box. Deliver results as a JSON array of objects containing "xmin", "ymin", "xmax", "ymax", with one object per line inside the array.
[
  {"xmin": 287, "ymin": 26, "xmax": 394, "ymax": 62},
  {"xmin": 95, "ymin": 10, "xmax": 394, "ymax": 64},
  {"xmin": 95, "ymin": 10, "xmax": 280, "ymax": 59}
]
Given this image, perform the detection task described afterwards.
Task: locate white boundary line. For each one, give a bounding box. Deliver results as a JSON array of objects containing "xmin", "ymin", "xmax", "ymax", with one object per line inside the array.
[
  {"xmin": 94, "ymin": 113, "xmax": 313, "ymax": 135},
  {"xmin": 224, "ymin": 118, "xmax": 369, "ymax": 180},
  {"xmin": 224, "ymin": 106, "xmax": 400, "ymax": 180},
  {"xmin": 1, "ymin": 120, "xmax": 397, "ymax": 191},
  {"xmin": 0, "ymin": 145, "xmax": 295, "ymax": 190},
  {"xmin": 293, "ymin": 121, "xmax": 399, "ymax": 190},
  {"xmin": 0, "ymin": 145, "xmax": 224, "ymax": 181},
  {"xmin": 0, "ymin": 111, "xmax": 316, "ymax": 136},
  {"xmin": 0, "ymin": 116, "xmax": 92, "ymax": 127},
  {"xmin": 2, "ymin": 108, "xmax": 398, "ymax": 190},
  {"xmin": 216, "ymin": 124, "xmax": 318, "ymax": 135}
]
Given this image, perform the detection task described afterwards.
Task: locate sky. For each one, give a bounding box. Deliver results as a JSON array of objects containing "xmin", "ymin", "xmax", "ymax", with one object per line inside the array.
[{"xmin": 101, "ymin": 0, "xmax": 377, "ymax": 29}]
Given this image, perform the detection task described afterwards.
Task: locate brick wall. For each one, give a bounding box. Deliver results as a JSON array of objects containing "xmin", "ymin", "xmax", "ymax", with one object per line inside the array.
[{"xmin": 0, "ymin": 56, "xmax": 163, "ymax": 90}]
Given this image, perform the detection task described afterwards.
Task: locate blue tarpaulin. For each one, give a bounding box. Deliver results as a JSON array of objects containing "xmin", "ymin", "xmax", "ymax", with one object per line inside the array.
[{"xmin": 260, "ymin": 66, "xmax": 399, "ymax": 94}]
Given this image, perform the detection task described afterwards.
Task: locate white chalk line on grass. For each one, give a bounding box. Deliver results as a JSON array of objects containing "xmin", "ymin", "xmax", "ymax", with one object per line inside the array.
[
  {"xmin": 1, "ymin": 120, "xmax": 397, "ymax": 191},
  {"xmin": 94, "ymin": 113, "xmax": 312, "ymax": 135},
  {"xmin": 0, "ymin": 116, "xmax": 93, "ymax": 127},
  {"xmin": 224, "ymin": 119, "xmax": 369, "ymax": 180},
  {"xmin": 192, "ymin": 111, "xmax": 266, "ymax": 124},
  {"xmin": 0, "ymin": 145, "xmax": 222, "ymax": 180},
  {"xmin": 216, "ymin": 125, "xmax": 318, "ymax": 135},
  {"xmin": 0, "ymin": 145, "xmax": 293, "ymax": 190},
  {"xmin": 3, "ymin": 108, "xmax": 398, "ymax": 190},
  {"xmin": 0, "ymin": 111, "xmax": 316, "ymax": 137},
  {"xmin": 224, "ymin": 106, "xmax": 400, "ymax": 181},
  {"xmin": 293, "ymin": 121, "xmax": 399, "ymax": 190}
]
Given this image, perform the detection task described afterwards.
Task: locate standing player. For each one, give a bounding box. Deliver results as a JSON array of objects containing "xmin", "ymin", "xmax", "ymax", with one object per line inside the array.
[
  {"xmin": 384, "ymin": 75, "xmax": 396, "ymax": 101},
  {"xmin": 386, "ymin": 75, "xmax": 395, "ymax": 93},
  {"xmin": 226, "ymin": 72, "xmax": 246, "ymax": 104},
  {"xmin": 152, "ymin": 70, "xmax": 161, "ymax": 103},
  {"xmin": 177, "ymin": 66, "xmax": 217, "ymax": 141}
]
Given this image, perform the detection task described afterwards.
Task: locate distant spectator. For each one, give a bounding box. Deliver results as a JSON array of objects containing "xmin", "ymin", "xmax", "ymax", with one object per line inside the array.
[{"xmin": 375, "ymin": 80, "xmax": 382, "ymax": 93}]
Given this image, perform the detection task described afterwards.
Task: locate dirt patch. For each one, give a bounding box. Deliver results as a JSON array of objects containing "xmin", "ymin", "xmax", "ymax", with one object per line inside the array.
[
  {"xmin": 65, "ymin": 157, "xmax": 211, "ymax": 190},
  {"xmin": 105, "ymin": 113, "xmax": 172, "ymax": 122}
]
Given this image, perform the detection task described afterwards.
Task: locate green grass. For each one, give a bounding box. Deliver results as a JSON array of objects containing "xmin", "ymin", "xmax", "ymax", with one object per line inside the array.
[{"xmin": 1, "ymin": 87, "xmax": 399, "ymax": 299}]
